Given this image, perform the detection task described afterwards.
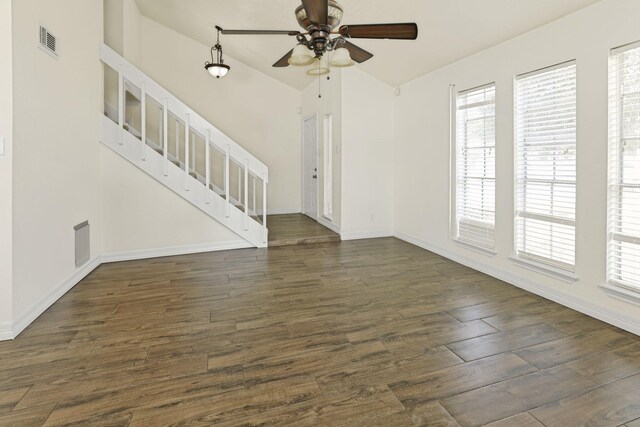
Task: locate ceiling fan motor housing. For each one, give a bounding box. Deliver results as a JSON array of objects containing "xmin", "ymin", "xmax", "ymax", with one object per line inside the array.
[{"xmin": 295, "ymin": 0, "xmax": 343, "ymax": 29}]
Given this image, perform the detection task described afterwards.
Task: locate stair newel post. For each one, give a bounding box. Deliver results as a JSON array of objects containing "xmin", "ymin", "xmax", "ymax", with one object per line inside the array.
[
  {"xmin": 184, "ymin": 113, "xmax": 190, "ymax": 191},
  {"xmin": 244, "ymin": 159, "xmax": 249, "ymax": 231},
  {"xmin": 225, "ymin": 144, "xmax": 230, "ymax": 218},
  {"xmin": 118, "ymin": 65, "xmax": 124, "ymax": 145},
  {"xmin": 162, "ymin": 98, "xmax": 168, "ymax": 176},
  {"xmin": 262, "ymin": 172, "xmax": 267, "ymax": 244},
  {"xmin": 141, "ymin": 81, "xmax": 146, "ymax": 161},
  {"xmin": 205, "ymin": 130, "xmax": 211, "ymax": 204}
]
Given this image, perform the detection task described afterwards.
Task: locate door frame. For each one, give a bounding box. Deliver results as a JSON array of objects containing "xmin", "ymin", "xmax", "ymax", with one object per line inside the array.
[{"xmin": 302, "ymin": 113, "xmax": 319, "ymax": 220}]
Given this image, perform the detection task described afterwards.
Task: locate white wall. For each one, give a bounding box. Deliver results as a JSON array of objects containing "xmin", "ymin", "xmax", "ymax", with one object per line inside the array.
[
  {"xmin": 301, "ymin": 70, "xmax": 343, "ymax": 230},
  {"xmin": 0, "ymin": 0, "xmax": 13, "ymax": 335},
  {"xmin": 100, "ymin": 148, "xmax": 243, "ymax": 255},
  {"xmin": 122, "ymin": 0, "xmax": 140, "ymax": 66},
  {"xmin": 341, "ymin": 67, "xmax": 395, "ymax": 239},
  {"xmin": 394, "ymin": 0, "xmax": 640, "ymax": 333},
  {"xmin": 300, "ymin": 66, "xmax": 395, "ymax": 238},
  {"xmin": 11, "ymin": 0, "xmax": 103, "ymax": 330},
  {"xmin": 103, "ymin": 0, "xmax": 123, "ymax": 56},
  {"xmin": 139, "ymin": 17, "xmax": 301, "ymax": 214}
]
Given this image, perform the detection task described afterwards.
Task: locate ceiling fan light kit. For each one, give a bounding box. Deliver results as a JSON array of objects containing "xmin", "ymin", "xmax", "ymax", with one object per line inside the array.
[
  {"xmin": 216, "ymin": 0, "xmax": 418, "ymax": 74},
  {"xmin": 288, "ymin": 43, "xmax": 315, "ymax": 66},
  {"xmin": 329, "ymin": 47, "xmax": 353, "ymax": 67},
  {"xmin": 306, "ymin": 56, "xmax": 330, "ymax": 76}
]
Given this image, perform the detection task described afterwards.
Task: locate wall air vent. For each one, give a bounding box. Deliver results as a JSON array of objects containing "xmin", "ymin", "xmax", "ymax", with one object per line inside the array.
[
  {"xmin": 74, "ymin": 221, "xmax": 90, "ymax": 267},
  {"xmin": 38, "ymin": 25, "xmax": 58, "ymax": 58}
]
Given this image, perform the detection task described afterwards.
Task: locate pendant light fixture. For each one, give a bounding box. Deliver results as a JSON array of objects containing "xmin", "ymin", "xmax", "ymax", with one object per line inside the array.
[{"xmin": 205, "ymin": 26, "xmax": 230, "ymax": 78}]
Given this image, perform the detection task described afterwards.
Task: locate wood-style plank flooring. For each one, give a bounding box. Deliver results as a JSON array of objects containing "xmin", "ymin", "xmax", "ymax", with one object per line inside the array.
[
  {"xmin": 268, "ymin": 214, "xmax": 340, "ymax": 246},
  {"xmin": 1, "ymin": 237, "xmax": 640, "ymax": 426}
]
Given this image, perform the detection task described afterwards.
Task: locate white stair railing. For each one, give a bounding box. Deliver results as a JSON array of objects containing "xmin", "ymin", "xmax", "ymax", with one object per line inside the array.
[{"xmin": 99, "ymin": 43, "xmax": 268, "ymax": 247}]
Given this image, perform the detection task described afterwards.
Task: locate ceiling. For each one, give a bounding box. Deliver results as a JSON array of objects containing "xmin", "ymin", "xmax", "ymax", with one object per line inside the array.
[{"xmin": 135, "ymin": 0, "xmax": 602, "ymax": 90}]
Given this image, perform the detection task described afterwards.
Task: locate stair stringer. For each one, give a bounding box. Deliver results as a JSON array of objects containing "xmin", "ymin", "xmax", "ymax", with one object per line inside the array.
[{"xmin": 100, "ymin": 114, "xmax": 268, "ymax": 248}]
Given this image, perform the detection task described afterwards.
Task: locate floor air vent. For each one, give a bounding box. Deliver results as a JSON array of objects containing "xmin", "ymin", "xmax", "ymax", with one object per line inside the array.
[
  {"xmin": 74, "ymin": 221, "xmax": 90, "ymax": 267},
  {"xmin": 39, "ymin": 26, "xmax": 58, "ymax": 58}
]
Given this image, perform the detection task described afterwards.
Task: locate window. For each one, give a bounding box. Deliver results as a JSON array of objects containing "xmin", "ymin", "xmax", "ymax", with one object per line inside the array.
[
  {"xmin": 455, "ymin": 84, "xmax": 496, "ymax": 250},
  {"xmin": 515, "ymin": 61, "xmax": 577, "ymax": 271},
  {"xmin": 608, "ymin": 42, "xmax": 640, "ymax": 293},
  {"xmin": 323, "ymin": 114, "xmax": 333, "ymax": 220}
]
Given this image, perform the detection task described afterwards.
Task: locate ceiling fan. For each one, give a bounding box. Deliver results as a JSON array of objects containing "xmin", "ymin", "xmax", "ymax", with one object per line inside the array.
[{"xmin": 217, "ymin": 0, "xmax": 418, "ymax": 72}]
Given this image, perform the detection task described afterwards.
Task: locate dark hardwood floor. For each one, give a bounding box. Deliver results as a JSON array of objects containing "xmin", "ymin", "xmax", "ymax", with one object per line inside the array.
[
  {"xmin": 267, "ymin": 214, "xmax": 340, "ymax": 246},
  {"xmin": 1, "ymin": 237, "xmax": 639, "ymax": 426}
]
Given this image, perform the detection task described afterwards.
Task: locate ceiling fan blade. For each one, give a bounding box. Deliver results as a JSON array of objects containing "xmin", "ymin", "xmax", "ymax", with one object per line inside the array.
[
  {"xmin": 343, "ymin": 41, "xmax": 374, "ymax": 64},
  {"xmin": 301, "ymin": 0, "xmax": 328, "ymax": 25},
  {"xmin": 339, "ymin": 23, "xmax": 418, "ymax": 40},
  {"xmin": 273, "ymin": 49, "xmax": 294, "ymax": 67},
  {"xmin": 220, "ymin": 29, "xmax": 301, "ymax": 36}
]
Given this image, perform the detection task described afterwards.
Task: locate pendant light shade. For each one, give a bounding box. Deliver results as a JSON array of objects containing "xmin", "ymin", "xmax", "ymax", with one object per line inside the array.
[
  {"xmin": 205, "ymin": 63, "xmax": 230, "ymax": 78},
  {"xmin": 288, "ymin": 44, "xmax": 314, "ymax": 66},
  {"xmin": 330, "ymin": 48, "xmax": 354, "ymax": 67},
  {"xmin": 307, "ymin": 56, "xmax": 330, "ymax": 76}
]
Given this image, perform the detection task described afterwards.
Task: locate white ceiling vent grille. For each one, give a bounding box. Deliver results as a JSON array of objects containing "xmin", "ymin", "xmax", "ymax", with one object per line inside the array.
[{"xmin": 39, "ymin": 26, "xmax": 58, "ymax": 58}]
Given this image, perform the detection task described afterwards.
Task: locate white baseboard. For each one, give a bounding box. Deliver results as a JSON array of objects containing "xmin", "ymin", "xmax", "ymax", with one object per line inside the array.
[
  {"xmin": 262, "ymin": 208, "xmax": 302, "ymax": 215},
  {"xmin": 341, "ymin": 228, "xmax": 393, "ymax": 241},
  {"xmin": 10, "ymin": 257, "xmax": 102, "ymax": 340},
  {"xmin": 0, "ymin": 322, "xmax": 12, "ymax": 341},
  {"xmin": 101, "ymin": 240, "xmax": 252, "ymax": 263},
  {"xmin": 317, "ymin": 217, "xmax": 341, "ymax": 234},
  {"xmin": 395, "ymin": 232, "xmax": 640, "ymax": 336}
]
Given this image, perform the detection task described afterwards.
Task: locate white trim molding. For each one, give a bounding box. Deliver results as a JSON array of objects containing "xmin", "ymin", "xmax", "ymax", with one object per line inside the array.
[
  {"xmin": 11, "ymin": 257, "xmax": 101, "ymax": 339},
  {"xmin": 396, "ymin": 232, "xmax": 640, "ymax": 336},
  {"xmin": 0, "ymin": 322, "xmax": 12, "ymax": 341},
  {"xmin": 263, "ymin": 208, "xmax": 302, "ymax": 216},
  {"xmin": 509, "ymin": 256, "xmax": 579, "ymax": 284},
  {"xmin": 341, "ymin": 228, "xmax": 393, "ymax": 241},
  {"xmin": 317, "ymin": 217, "xmax": 341, "ymax": 234},
  {"xmin": 101, "ymin": 240, "xmax": 252, "ymax": 263},
  {"xmin": 601, "ymin": 282, "xmax": 640, "ymax": 307},
  {"xmin": 452, "ymin": 238, "xmax": 498, "ymax": 257}
]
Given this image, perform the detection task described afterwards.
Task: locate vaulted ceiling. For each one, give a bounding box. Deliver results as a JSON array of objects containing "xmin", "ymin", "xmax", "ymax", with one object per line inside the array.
[{"xmin": 135, "ymin": 0, "xmax": 602, "ymax": 90}]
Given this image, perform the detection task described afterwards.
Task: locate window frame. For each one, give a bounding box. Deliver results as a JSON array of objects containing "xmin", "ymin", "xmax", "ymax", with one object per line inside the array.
[
  {"xmin": 606, "ymin": 41, "xmax": 640, "ymax": 297},
  {"xmin": 453, "ymin": 83, "xmax": 497, "ymax": 253},
  {"xmin": 513, "ymin": 60, "xmax": 578, "ymax": 274}
]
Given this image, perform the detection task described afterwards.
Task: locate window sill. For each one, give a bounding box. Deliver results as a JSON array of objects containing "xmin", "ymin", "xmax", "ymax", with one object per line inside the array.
[
  {"xmin": 508, "ymin": 256, "xmax": 579, "ymax": 283},
  {"xmin": 452, "ymin": 238, "xmax": 497, "ymax": 257},
  {"xmin": 600, "ymin": 282, "xmax": 640, "ymax": 307}
]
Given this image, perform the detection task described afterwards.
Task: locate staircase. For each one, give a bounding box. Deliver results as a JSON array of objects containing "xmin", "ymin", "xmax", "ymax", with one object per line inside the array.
[{"xmin": 99, "ymin": 44, "xmax": 268, "ymax": 248}]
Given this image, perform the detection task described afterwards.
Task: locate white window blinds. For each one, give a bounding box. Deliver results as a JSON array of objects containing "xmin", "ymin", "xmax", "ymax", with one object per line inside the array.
[
  {"xmin": 456, "ymin": 84, "xmax": 496, "ymax": 249},
  {"xmin": 608, "ymin": 42, "xmax": 640, "ymax": 292},
  {"xmin": 515, "ymin": 62, "xmax": 577, "ymax": 270}
]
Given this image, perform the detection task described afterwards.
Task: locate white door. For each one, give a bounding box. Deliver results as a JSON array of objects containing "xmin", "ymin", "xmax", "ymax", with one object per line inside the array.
[{"xmin": 303, "ymin": 116, "xmax": 318, "ymax": 219}]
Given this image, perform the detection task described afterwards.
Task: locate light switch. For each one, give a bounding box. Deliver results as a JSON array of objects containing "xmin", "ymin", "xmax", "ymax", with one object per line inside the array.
[{"xmin": 0, "ymin": 137, "xmax": 5, "ymax": 156}]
